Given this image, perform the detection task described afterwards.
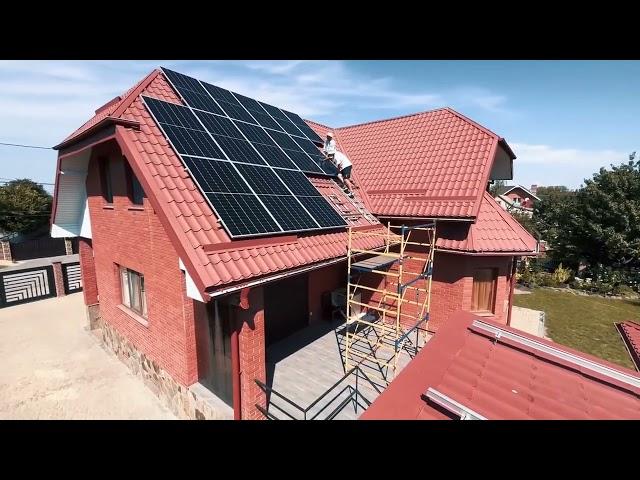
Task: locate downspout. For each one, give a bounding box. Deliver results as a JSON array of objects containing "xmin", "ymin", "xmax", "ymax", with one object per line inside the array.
[
  {"xmin": 506, "ymin": 256, "xmax": 518, "ymax": 326},
  {"xmin": 231, "ymin": 322, "xmax": 241, "ymax": 420}
]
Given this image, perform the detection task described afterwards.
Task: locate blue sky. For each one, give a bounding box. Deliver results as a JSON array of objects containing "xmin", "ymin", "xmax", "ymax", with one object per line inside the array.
[{"xmin": 1, "ymin": 60, "xmax": 638, "ymax": 193}]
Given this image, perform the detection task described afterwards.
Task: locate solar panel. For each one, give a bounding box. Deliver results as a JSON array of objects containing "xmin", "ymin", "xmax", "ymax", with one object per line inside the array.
[
  {"xmin": 282, "ymin": 109, "xmax": 324, "ymax": 143},
  {"xmin": 216, "ymin": 100, "xmax": 256, "ymax": 124},
  {"xmin": 251, "ymin": 143, "xmax": 298, "ymax": 170},
  {"xmin": 234, "ymin": 164, "xmax": 290, "ymax": 195},
  {"xmin": 178, "ymin": 89, "xmax": 226, "ymax": 116},
  {"xmin": 297, "ymin": 196, "xmax": 346, "ymax": 228},
  {"xmin": 195, "ymin": 111, "xmax": 244, "ymax": 139},
  {"xmin": 206, "ymin": 193, "xmax": 281, "ymax": 237},
  {"xmin": 284, "ymin": 150, "xmax": 324, "ymax": 174},
  {"xmin": 201, "ymin": 82, "xmax": 241, "ymax": 105},
  {"xmin": 259, "ymin": 195, "xmax": 319, "ymax": 231},
  {"xmin": 234, "ymin": 121, "xmax": 277, "ymax": 146},
  {"xmin": 161, "ymin": 124, "xmax": 226, "ymax": 159},
  {"xmin": 233, "ymin": 93, "xmax": 265, "ymax": 113},
  {"xmin": 249, "ymin": 109, "xmax": 284, "ymax": 131},
  {"xmin": 143, "ymin": 97, "xmax": 203, "ymax": 130},
  {"xmin": 146, "ymin": 70, "xmax": 348, "ymax": 238},
  {"xmin": 182, "ymin": 157, "xmax": 251, "ymax": 194},
  {"xmin": 276, "ymin": 170, "xmax": 323, "ymax": 196},
  {"xmin": 211, "ymin": 135, "xmax": 267, "ymax": 166}
]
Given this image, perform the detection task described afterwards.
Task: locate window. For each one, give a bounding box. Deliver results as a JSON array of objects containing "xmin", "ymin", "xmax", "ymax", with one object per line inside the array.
[
  {"xmin": 120, "ymin": 266, "xmax": 147, "ymax": 318},
  {"xmin": 125, "ymin": 159, "xmax": 145, "ymax": 206},
  {"xmin": 471, "ymin": 268, "xmax": 498, "ymax": 314},
  {"xmin": 99, "ymin": 157, "xmax": 113, "ymax": 203}
]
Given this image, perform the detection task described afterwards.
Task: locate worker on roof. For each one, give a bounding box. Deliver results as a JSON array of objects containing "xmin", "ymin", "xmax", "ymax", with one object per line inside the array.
[{"xmin": 322, "ymin": 131, "xmax": 355, "ymax": 197}]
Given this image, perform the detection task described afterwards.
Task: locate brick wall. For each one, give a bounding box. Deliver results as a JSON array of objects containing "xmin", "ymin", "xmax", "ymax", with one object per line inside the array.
[
  {"xmin": 236, "ymin": 286, "xmax": 266, "ymax": 420},
  {"xmin": 308, "ymin": 262, "xmax": 345, "ymax": 323},
  {"xmin": 84, "ymin": 141, "xmax": 199, "ymax": 386},
  {"xmin": 78, "ymin": 238, "xmax": 98, "ymax": 305}
]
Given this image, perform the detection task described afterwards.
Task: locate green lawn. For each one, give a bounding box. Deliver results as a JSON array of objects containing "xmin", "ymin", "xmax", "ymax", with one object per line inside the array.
[{"xmin": 513, "ymin": 288, "xmax": 640, "ymax": 370}]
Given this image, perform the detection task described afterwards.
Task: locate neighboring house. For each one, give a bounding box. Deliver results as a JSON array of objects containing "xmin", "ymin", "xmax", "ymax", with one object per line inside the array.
[
  {"xmin": 494, "ymin": 184, "xmax": 540, "ymax": 217},
  {"xmin": 50, "ymin": 67, "xmax": 537, "ymax": 420},
  {"xmin": 362, "ymin": 311, "xmax": 640, "ymax": 419}
]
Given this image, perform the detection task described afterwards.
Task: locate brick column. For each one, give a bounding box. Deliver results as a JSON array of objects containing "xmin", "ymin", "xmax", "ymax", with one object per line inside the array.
[
  {"xmin": 64, "ymin": 238, "xmax": 73, "ymax": 255},
  {"xmin": 237, "ymin": 286, "xmax": 267, "ymax": 420},
  {"xmin": 0, "ymin": 241, "xmax": 11, "ymax": 262},
  {"xmin": 52, "ymin": 262, "xmax": 66, "ymax": 297},
  {"xmin": 78, "ymin": 238, "xmax": 100, "ymax": 328}
]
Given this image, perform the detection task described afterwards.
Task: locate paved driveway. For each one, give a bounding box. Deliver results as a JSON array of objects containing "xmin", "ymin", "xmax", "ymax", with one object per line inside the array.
[{"xmin": 0, "ymin": 294, "xmax": 174, "ymax": 419}]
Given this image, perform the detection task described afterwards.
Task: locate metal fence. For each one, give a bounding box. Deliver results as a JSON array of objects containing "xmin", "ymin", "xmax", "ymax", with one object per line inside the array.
[
  {"xmin": 0, "ymin": 265, "xmax": 57, "ymax": 308},
  {"xmin": 10, "ymin": 237, "xmax": 67, "ymax": 261},
  {"xmin": 62, "ymin": 262, "xmax": 83, "ymax": 294}
]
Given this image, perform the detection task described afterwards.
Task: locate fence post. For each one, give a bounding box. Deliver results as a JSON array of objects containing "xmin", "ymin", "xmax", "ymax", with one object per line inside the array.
[
  {"xmin": 0, "ymin": 241, "xmax": 12, "ymax": 262},
  {"xmin": 52, "ymin": 262, "xmax": 66, "ymax": 297},
  {"xmin": 64, "ymin": 238, "xmax": 73, "ymax": 256}
]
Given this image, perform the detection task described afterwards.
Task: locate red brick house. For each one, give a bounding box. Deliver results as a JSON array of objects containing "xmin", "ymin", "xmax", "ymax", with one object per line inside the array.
[
  {"xmin": 494, "ymin": 184, "xmax": 540, "ymax": 216},
  {"xmin": 50, "ymin": 67, "xmax": 537, "ymax": 420}
]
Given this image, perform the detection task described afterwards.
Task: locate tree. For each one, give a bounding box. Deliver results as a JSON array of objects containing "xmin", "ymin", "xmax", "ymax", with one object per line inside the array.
[
  {"xmin": 0, "ymin": 179, "xmax": 52, "ymax": 236},
  {"xmin": 510, "ymin": 210, "xmax": 540, "ymax": 240},
  {"xmin": 488, "ymin": 179, "xmax": 506, "ymax": 197},
  {"xmin": 533, "ymin": 157, "xmax": 640, "ymax": 269}
]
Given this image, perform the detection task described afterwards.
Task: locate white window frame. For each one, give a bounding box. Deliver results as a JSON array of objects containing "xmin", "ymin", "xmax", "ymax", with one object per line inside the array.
[{"xmin": 119, "ymin": 266, "xmax": 147, "ymax": 319}]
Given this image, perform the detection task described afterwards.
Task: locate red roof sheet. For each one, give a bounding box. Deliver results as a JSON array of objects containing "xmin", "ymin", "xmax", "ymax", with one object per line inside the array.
[
  {"xmin": 616, "ymin": 321, "xmax": 640, "ymax": 371},
  {"xmin": 58, "ymin": 70, "xmax": 385, "ymax": 295},
  {"xmin": 362, "ymin": 311, "xmax": 640, "ymax": 420},
  {"xmin": 332, "ymin": 108, "xmax": 506, "ymax": 219},
  {"xmin": 435, "ymin": 192, "xmax": 538, "ymax": 254}
]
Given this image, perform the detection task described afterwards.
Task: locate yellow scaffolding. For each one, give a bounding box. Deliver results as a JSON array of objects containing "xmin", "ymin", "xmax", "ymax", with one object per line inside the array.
[{"xmin": 344, "ymin": 221, "xmax": 436, "ymax": 385}]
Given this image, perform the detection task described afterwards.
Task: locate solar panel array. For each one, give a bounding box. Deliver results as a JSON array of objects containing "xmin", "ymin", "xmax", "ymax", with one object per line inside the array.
[{"xmin": 141, "ymin": 68, "xmax": 346, "ymax": 238}]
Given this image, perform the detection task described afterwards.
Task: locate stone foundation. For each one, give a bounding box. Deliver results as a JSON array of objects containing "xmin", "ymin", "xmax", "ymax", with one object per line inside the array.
[
  {"xmin": 97, "ymin": 320, "xmax": 233, "ymax": 420},
  {"xmin": 86, "ymin": 304, "xmax": 102, "ymax": 330}
]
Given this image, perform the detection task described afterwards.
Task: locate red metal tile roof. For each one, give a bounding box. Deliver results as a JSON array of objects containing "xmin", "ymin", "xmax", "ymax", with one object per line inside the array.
[
  {"xmin": 362, "ymin": 311, "xmax": 640, "ymax": 420},
  {"xmin": 616, "ymin": 321, "xmax": 640, "ymax": 371},
  {"xmin": 58, "ymin": 70, "xmax": 385, "ymax": 296},
  {"xmin": 331, "ymin": 108, "xmax": 507, "ymax": 219},
  {"xmin": 435, "ymin": 192, "xmax": 538, "ymax": 254}
]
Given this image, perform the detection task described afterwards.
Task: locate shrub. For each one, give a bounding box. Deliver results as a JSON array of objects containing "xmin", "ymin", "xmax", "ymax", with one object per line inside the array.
[{"xmin": 551, "ymin": 263, "xmax": 573, "ymax": 284}]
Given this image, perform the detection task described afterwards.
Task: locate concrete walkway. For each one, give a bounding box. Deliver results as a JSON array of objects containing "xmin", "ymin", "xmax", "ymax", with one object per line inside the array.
[{"xmin": 0, "ymin": 294, "xmax": 174, "ymax": 419}]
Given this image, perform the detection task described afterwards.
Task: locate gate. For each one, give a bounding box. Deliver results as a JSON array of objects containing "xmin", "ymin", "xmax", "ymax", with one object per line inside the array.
[
  {"xmin": 62, "ymin": 262, "xmax": 83, "ymax": 294},
  {"xmin": 10, "ymin": 237, "xmax": 67, "ymax": 261},
  {"xmin": 0, "ymin": 265, "xmax": 57, "ymax": 308}
]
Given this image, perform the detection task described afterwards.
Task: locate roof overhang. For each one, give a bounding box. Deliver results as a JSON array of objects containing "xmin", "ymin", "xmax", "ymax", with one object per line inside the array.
[{"xmin": 53, "ymin": 117, "xmax": 139, "ymax": 151}]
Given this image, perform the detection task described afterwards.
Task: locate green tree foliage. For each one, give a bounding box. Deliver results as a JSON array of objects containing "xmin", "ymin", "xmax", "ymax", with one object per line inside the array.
[
  {"xmin": 509, "ymin": 210, "xmax": 540, "ymax": 240},
  {"xmin": 488, "ymin": 179, "xmax": 505, "ymax": 197},
  {"xmin": 534, "ymin": 157, "xmax": 640, "ymax": 269},
  {"xmin": 0, "ymin": 179, "xmax": 52, "ymax": 235}
]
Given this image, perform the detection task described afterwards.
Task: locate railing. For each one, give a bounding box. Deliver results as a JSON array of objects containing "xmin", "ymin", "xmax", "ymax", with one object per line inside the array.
[{"xmin": 255, "ymin": 366, "xmax": 382, "ymax": 420}]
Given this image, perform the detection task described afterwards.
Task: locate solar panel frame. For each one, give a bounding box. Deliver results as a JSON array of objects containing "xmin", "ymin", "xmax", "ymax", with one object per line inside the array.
[
  {"xmin": 211, "ymin": 134, "xmax": 268, "ymax": 166},
  {"xmin": 234, "ymin": 164, "xmax": 291, "ymax": 195},
  {"xmin": 258, "ymin": 195, "xmax": 320, "ymax": 231},
  {"xmin": 216, "ymin": 99, "xmax": 257, "ymax": 124}
]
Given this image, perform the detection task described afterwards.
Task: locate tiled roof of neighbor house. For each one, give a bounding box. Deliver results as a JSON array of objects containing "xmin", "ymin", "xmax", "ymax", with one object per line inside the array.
[
  {"xmin": 616, "ymin": 321, "xmax": 640, "ymax": 371},
  {"xmin": 361, "ymin": 311, "xmax": 640, "ymax": 420},
  {"xmin": 495, "ymin": 184, "xmax": 540, "ymax": 201},
  {"xmin": 436, "ymin": 192, "xmax": 538, "ymax": 254},
  {"xmin": 322, "ymin": 108, "xmax": 513, "ymax": 219},
  {"xmin": 55, "ymin": 69, "xmax": 385, "ymax": 296}
]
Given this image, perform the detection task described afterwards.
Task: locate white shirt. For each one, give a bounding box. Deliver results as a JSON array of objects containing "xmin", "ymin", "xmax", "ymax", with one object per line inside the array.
[
  {"xmin": 323, "ymin": 138, "xmax": 336, "ymax": 156},
  {"xmin": 334, "ymin": 151, "xmax": 352, "ymax": 170}
]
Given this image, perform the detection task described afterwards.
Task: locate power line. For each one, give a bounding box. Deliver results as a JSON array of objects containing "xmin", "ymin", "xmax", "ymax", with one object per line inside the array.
[{"xmin": 0, "ymin": 141, "xmax": 52, "ymax": 150}]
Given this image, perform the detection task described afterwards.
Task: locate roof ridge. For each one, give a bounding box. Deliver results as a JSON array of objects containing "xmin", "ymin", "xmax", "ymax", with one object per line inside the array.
[
  {"xmin": 335, "ymin": 107, "xmax": 451, "ymax": 131},
  {"xmin": 304, "ymin": 118, "xmax": 334, "ymax": 130},
  {"xmin": 441, "ymin": 107, "xmax": 499, "ymax": 140}
]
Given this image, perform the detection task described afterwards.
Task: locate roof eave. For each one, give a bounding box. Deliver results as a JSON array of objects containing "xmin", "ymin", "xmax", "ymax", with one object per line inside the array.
[{"xmin": 54, "ymin": 117, "xmax": 140, "ymax": 150}]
